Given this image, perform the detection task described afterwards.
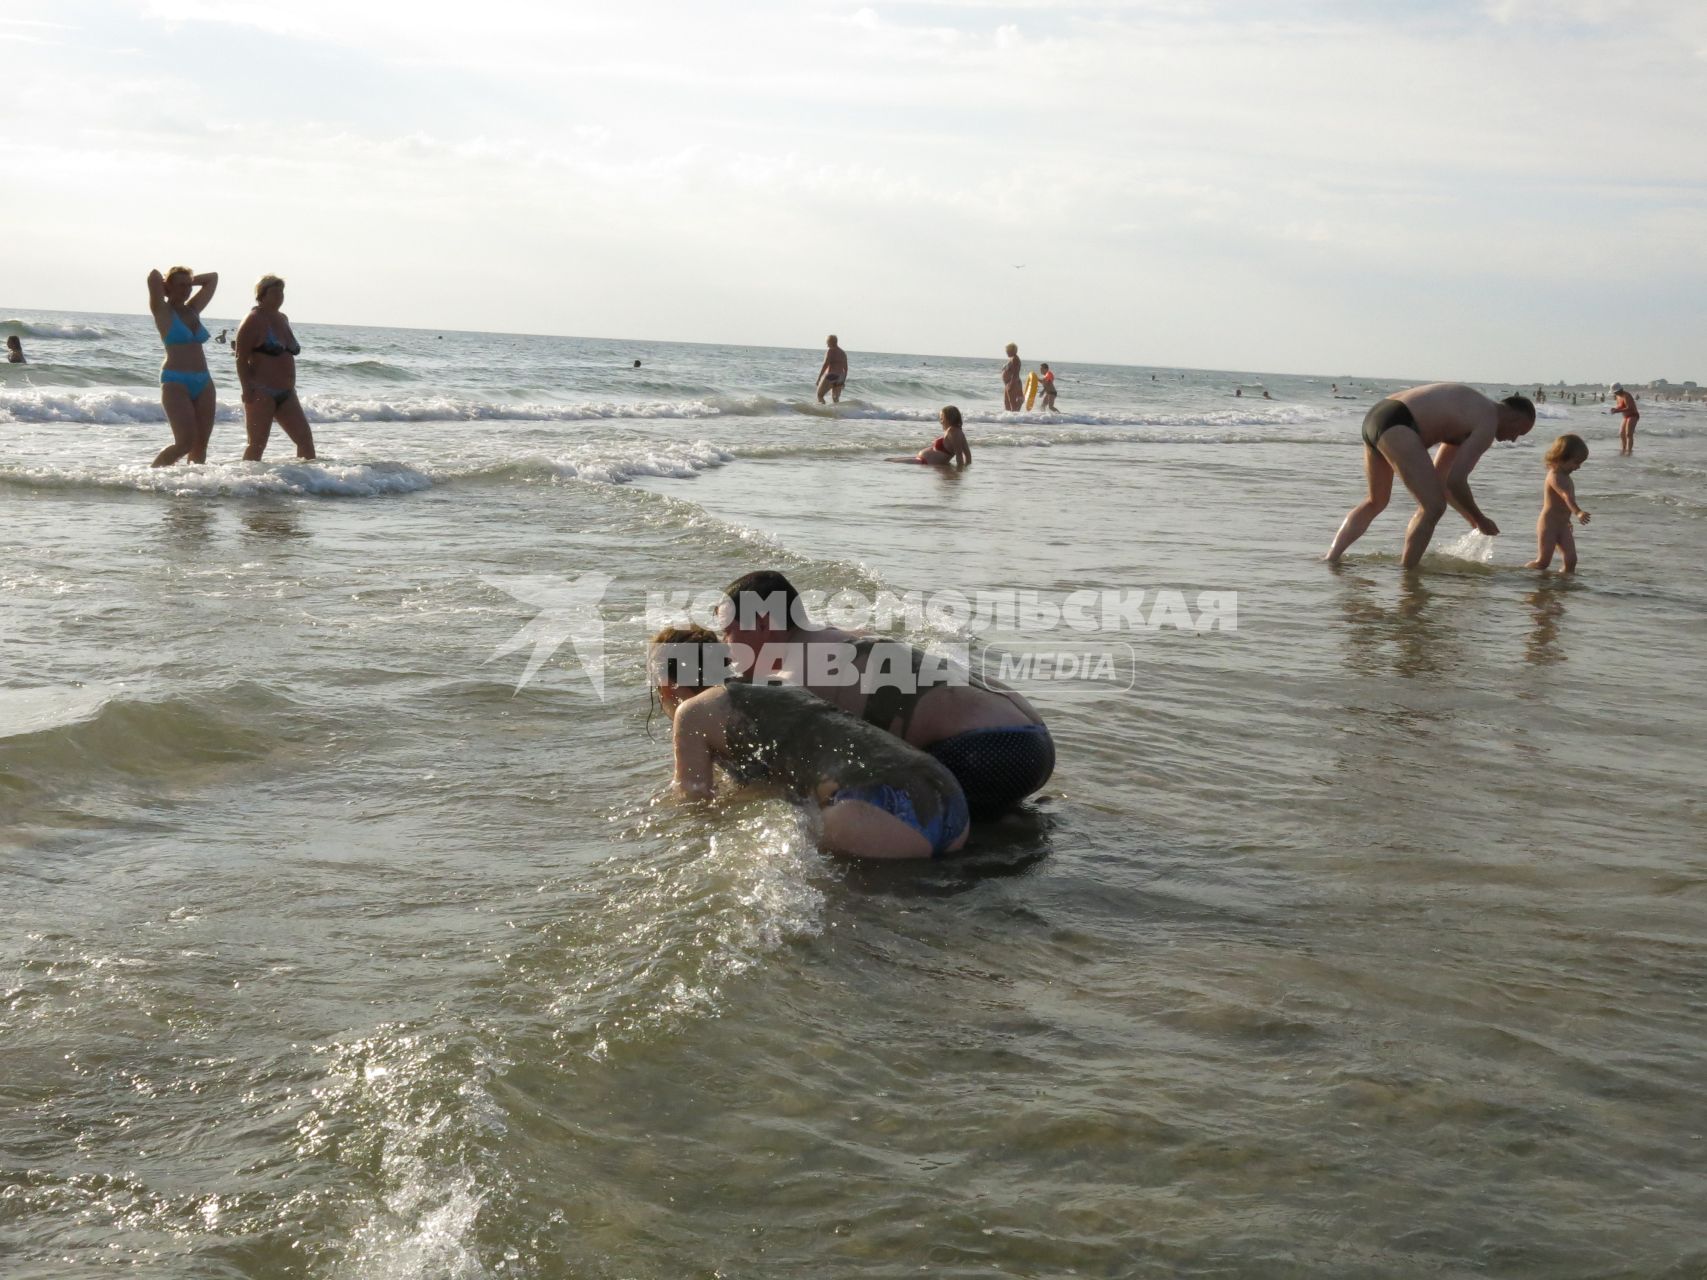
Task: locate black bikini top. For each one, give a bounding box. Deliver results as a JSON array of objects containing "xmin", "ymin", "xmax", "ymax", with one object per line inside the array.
[{"xmin": 252, "ymin": 317, "xmax": 301, "ymax": 357}]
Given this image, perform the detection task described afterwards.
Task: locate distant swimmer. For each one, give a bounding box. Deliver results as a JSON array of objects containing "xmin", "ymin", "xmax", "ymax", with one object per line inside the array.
[
  {"xmin": 815, "ymin": 335, "xmax": 848, "ymax": 404},
  {"xmin": 215, "ymin": 328, "xmax": 229, "ymax": 345},
  {"xmin": 1039, "ymin": 363, "xmax": 1058, "ymax": 412},
  {"xmin": 235, "ymin": 274, "xmax": 315, "ymax": 461},
  {"xmin": 147, "ymin": 264, "xmax": 219, "ymax": 467},
  {"xmin": 1325, "ymin": 383, "xmax": 1536, "ymax": 569},
  {"xmin": 1527, "ymin": 434, "xmax": 1591, "ymax": 573},
  {"xmin": 1609, "ymin": 382, "xmax": 1639, "ymax": 455},
  {"xmin": 1235, "ymin": 388, "xmax": 1242, "ymax": 397},
  {"xmin": 1262, "ymin": 389, "xmax": 1272, "ymax": 399},
  {"xmin": 649, "ymin": 625, "xmax": 970, "ymax": 859},
  {"xmin": 5, "ymin": 335, "xmax": 24, "ymax": 364},
  {"xmin": 891, "ymin": 405, "xmax": 971, "ymax": 465},
  {"xmin": 633, "ymin": 359, "xmax": 641, "ymax": 368},
  {"xmin": 718, "ymin": 571, "xmax": 1054, "ymax": 814},
  {"xmin": 1001, "ymin": 343, "xmax": 1022, "ymax": 410}
]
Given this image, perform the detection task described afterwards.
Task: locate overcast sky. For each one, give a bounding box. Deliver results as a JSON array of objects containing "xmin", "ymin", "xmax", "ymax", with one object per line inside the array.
[{"xmin": 3, "ymin": 0, "xmax": 1703, "ymax": 381}]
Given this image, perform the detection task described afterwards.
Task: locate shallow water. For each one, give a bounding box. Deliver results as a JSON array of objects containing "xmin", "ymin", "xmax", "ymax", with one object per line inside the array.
[{"xmin": 3, "ymin": 310, "xmax": 1705, "ymax": 1277}]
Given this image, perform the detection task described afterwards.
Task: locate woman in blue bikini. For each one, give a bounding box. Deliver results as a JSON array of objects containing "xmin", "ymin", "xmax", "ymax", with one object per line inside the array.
[{"xmin": 146, "ymin": 265, "xmax": 219, "ymax": 467}]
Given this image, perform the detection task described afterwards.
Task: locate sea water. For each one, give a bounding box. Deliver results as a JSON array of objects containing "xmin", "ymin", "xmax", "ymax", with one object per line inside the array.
[{"xmin": 3, "ymin": 309, "xmax": 1705, "ymax": 1277}]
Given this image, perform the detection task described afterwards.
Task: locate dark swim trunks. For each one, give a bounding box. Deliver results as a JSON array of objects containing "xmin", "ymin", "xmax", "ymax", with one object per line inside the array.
[
  {"xmin": 1361, "ymin": 398, "xmax": 1420, "ymax": 452},
  {"xmin": 925, "ymin": 723, "xmax": 1055, "ymax": 816},
  {"xmin": 832, "ymin": 782, "xmax": 971, "ymax": 858}
]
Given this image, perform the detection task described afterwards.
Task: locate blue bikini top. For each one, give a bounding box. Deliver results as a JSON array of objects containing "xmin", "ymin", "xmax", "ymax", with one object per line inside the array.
[{"xmin": 163, "ymin": 309, "xmax": 210, "ymax": 347}]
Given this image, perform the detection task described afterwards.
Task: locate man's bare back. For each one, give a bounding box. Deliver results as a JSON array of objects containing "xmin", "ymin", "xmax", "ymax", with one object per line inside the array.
[{"xmin": 1390, "ymin": 382, "xmax": 1503, "ymax": 450}]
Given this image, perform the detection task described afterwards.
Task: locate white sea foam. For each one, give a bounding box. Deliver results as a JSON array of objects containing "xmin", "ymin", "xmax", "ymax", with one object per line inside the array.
[
  {"xmin": 0, "ymin": 318, "xmax": 113, "ymax": 340},
  {"xmin": 1438, "ymin": 529, "xmax": 1497, "ymax": 563},
  {"xmin": 0, "ymin": 386, "xmax": 1334, "ymax": 430},
  {"xmin": 0, "ymin": 459, "xmax": 437, "ymax": 498},
  {"xmin": 452, "ymin": 440, "xmax": 737, "ymax": 485}
]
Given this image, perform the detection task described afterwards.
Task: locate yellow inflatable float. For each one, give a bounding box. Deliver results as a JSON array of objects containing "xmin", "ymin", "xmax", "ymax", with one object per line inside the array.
[{"xmin": 1023, "ymin": 371, "xmax": 1039, "ymax": 411}]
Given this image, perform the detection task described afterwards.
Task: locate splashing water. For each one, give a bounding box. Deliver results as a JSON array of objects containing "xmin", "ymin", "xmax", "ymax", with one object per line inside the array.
[{"xmin": 1438, "ymin": 529, "xmax": 1496, "ymax": 563}]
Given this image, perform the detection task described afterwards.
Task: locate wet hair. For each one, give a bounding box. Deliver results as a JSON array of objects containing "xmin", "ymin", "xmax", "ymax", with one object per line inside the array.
[
  {"xmin": 648, "ymin": 622, "xmax": 722, "ymax": 689},
  {"xmin": 646, "ymin": 622, "xmax": 720, "ymax": 734},
  {"xmin": 939, "ymin": 405, "xmax": 963, "ymax": 431},
  {"xmin": 1545, "ymin": 433, "xmax": 1588, "ymax": 466},
  {"xmin": 255, "ymin": 274, "xmax": 285, "ymax": 302},
  {"xmin": 164, "ymin": 266, "xmax": 193, "ymax": 285},
  {"xmin": 1501, "ymin": 394, "xmax": 1536, "ymax": 419},
  {"xmin": 5, "ymin": 336, "xmax": 20, "ymax": 351},
  {"xmin": 722, "ymin": 570, "xmax": 802, "ymax": 633},
  {"xmin": 1005, "ymin": 343, "xmax": 1018, "ymax": 356}
]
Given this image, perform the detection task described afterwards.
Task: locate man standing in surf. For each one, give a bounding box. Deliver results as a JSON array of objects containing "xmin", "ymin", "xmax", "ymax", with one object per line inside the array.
[
  {"xmin": 815, "ymin": 335, "xmax": 848, "ymax": 404},
  {"xmin": 1325, "ymin": 383, "xmax": 1536, "ymax": 569}
]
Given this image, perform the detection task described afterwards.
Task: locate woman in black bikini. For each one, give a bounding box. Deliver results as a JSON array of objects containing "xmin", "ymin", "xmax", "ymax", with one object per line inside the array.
[{"xmin": 234, "ymin": 274, "xmax": 316, "ymax": 461}]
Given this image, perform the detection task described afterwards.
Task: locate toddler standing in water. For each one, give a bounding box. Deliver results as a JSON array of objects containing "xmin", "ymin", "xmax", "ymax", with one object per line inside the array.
[{"xmin": 1527, "ymin": 434, "xmax": 1591, "ymax": 572}]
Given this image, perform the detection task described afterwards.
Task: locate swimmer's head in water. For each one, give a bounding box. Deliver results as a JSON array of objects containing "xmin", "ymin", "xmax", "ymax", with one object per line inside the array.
[
  {"xmin": 255, "ymin": 274, "xmax": 285, "ymax": 303},
  {"xmin": 4, "ymin": 336, "xmax": 20, "ymax": 353},
  {"xmin": 939, "ymin": 405, "xmax": 963, "ymax": 432},
  {"xmin": 1545, "ymin": 433, "xmax": 1588, "ymax": 467}
]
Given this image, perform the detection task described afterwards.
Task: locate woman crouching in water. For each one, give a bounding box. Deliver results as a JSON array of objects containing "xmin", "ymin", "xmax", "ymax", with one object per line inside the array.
[
  {"xmin": 235, "ymin": 274, "xmax": 315, "ymax": 460},
  {"xmin": 650, "ymin": 625, "xmax": 970, "ymax": 859}
]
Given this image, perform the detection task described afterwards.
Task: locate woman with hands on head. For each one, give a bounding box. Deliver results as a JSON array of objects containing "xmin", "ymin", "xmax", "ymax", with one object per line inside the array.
[{"xmin": 146, "ymin": 264, "xmax": 218, "ymax": 466}]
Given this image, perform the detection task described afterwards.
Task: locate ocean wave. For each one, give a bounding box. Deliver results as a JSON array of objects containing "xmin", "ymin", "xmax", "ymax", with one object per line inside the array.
[
  {"xmin": 310, "ymin": 395, "xmax": 732, "ymax": 423},
  {"xmin": 0, "ymin": 458, "xmax": 436, "ymax": 498},
  {"xmin": 447, "ymin": 441, "xmax": 735, "ymax": 486},
  {"xmin": 334, "ymin": 359, "xmax": 418, "ymax": 383},
  {"xmin": 0, "ymin": 441, "xmax": 737, "ymax": 499},
  {"xmin": 0, "ymin": 388, "xmax": 732, "ymax": 426},
  {"xmin": 709, "ymin": 396, "xmax": 1332, "ymax": 428},
  {"xmin": 0, "ymin": 389, "xmax": 195, "ymax": 424},
  {"xmin": 0, "ymin": 681, "xmax": 294, "ymax": 786},
  {"xmin": 0, "ymin": 363, "xmax": 153, "ymax": 389},
  {"xmin": 0, "ymin": 683, "xmax": 118, "ymax": 739},
  {"xmin": 0, "ymin": 386, "xmax": 1336, "ymax": 429},
  {"xmin": 1, "ymin": 318, "xmax": 114, "ymax": 340}
]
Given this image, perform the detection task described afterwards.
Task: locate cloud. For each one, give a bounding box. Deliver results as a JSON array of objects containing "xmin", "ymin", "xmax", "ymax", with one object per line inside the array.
[{"xmin": 7, "ymin": 0, "xmax": 1702, "ymax": 377}]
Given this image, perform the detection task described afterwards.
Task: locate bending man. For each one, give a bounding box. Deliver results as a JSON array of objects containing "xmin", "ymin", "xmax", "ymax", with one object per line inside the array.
[{"xmin": 1326, "ymin": 383, "xmax": 1535, "ymax": 569}]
